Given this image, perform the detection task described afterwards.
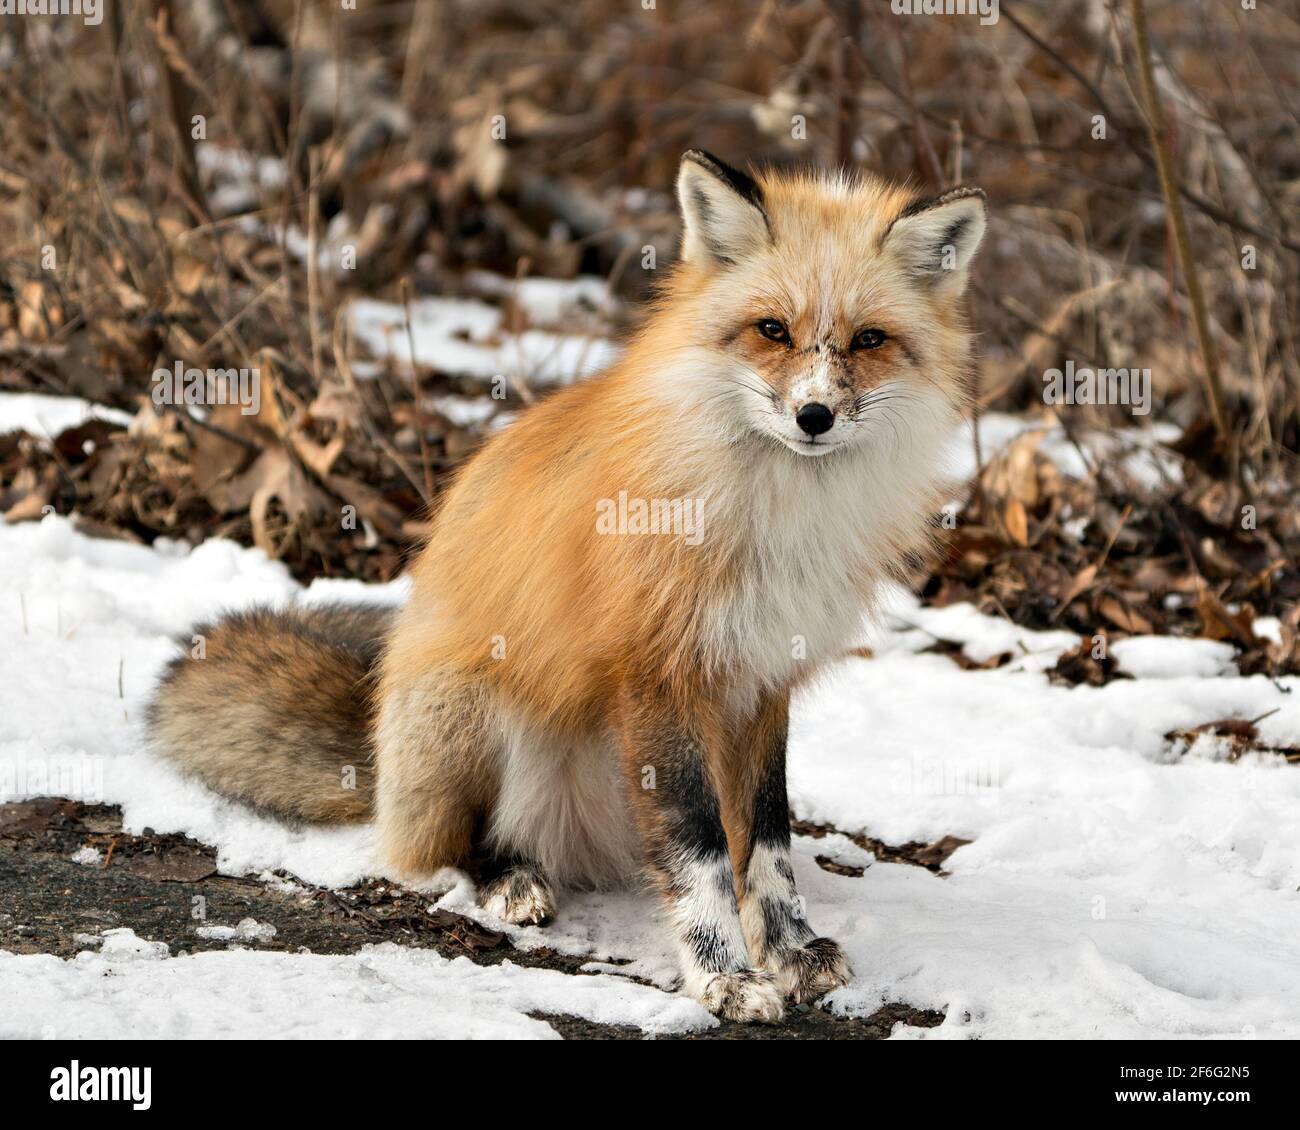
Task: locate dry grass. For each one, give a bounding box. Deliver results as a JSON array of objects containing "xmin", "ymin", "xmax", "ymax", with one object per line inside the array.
[{"xmin": 0, "ymin": 1, "xmax": 1296, "ymax": 644}]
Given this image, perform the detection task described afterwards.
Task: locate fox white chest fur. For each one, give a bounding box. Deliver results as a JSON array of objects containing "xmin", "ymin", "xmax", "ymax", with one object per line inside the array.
[{"xmin": 692, "ymin": 386, "xmax": 961, "ymax": 693}]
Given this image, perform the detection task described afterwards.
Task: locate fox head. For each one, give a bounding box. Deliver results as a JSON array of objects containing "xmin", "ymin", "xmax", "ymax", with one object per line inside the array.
[{"xmin": 650, "ymin": 150, "xmax": 986, "ymax": 459}]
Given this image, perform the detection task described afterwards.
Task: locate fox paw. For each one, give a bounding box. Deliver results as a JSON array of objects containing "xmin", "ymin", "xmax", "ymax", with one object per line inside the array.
[
  {"xmin": 477, "ymin": 866, "xmax": 556, "ymax": 926},
  {"xmin": 695, "ymin": 968, "xmax": 785, "ymax": 1023},
  {"xmin": 766, "ymin": 937, "xmax": 853, "ymax": 1003}
]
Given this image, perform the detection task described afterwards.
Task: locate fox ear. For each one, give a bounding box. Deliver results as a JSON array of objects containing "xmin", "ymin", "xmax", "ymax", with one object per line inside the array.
[
  {"xmin": 882, "ymin": 187, "xmax": 987, "ymax": 293},
  {"xmin": 677, "ymin": 150, "xmax": 770, "ymax": 267}
]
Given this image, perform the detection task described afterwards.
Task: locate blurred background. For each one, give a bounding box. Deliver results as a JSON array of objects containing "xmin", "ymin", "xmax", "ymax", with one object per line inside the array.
[{"xmin": 1, "ymin": 0, "xmax": 1297, "ymax": 674}]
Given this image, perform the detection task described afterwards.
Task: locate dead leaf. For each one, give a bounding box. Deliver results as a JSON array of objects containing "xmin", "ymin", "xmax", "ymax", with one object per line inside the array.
[
  {"xmin": 293, "ymin": 433, "xmax": 346, "ymax": 479},
  {"xmin": 1193, "ymin": 585, "xmax": 1257, "ymax": 647},
  {"xmin": 1057, "ymin": 563, "xmax": 1099, "ymax": 611},
  {"xmin": 1004, "ymin": 497, "xmax": 1029, "ymax": 546},
  {"xmin": 122, "ymin": 848, "xmax": 217, "ymax": 882},
  {"xmin": 814, "ymin": 855, "xmax": 866, "ymax": 878},
  {"xmin": 1097, "ymin": 595, "xmax": 1154, "ymax": 634},
  {"xmin": 111, "ymin": 197, "xmax": 153, "ymax": 227},
  {"xmin": 981, "ymin": 429, "xmax": 1045, "ymax": 507},
  {"xmin": 172, "ymin": 250, "xmax": 208, "ymax": 298}
]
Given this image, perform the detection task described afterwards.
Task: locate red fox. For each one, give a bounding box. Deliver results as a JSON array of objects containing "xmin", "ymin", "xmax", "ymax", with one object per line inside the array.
[{"xmin": 148, "ymin": 151, "xmax": 986, "ymax": 1022}]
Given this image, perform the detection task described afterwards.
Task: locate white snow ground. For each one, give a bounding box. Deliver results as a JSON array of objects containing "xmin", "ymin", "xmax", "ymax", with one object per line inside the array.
[
  {"xmin": 1, "ymin": 510, "xmax": 1298, "ymax": 1040},
  {"xmin": 0, "ymin": 393, "xmax": 135, "ymax": 439},
  {"xmin": 348, "ymin": 288, "xmax": 617, "ymax": 387}
]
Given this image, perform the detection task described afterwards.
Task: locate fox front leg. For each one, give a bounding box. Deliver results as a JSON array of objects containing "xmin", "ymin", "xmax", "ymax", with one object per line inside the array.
[
  {"xmin": 736, "ymin": 691, "xmax": 853, "ymax": 1003},
  {"xmin": 617, "ymin": 688, "xmax": 785, "ymax": 1023}
]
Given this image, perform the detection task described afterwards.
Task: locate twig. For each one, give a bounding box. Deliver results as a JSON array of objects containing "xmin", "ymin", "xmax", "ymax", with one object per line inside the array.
[
  {"xmin": 823, "ymin": 0, "xmax": 943, "ymax": 184},
  {"xmin": 306, "ymin": 149, "xmax": 324, "ymax": 390},
  {"xmin": 150, "ymin": 0, "xmax": 207, "ymax": 224},
  {"xmin": 1001, "ymin": 3, "xmax": 1298, "ymax": 254},
  {"xmin": 162, "ymin": 402, "xmax": 264, "ymax": 456},
  {"xmin": 399, "ymin": 279, "xmax": 435, "ymax": 503},
  {"xmin": 333, "ymin": 310, "xmax": 433, "ymax": 507},
  {"xmin": 1125, "ymin": 0, "xmax": 1231, "ymax": 451}
]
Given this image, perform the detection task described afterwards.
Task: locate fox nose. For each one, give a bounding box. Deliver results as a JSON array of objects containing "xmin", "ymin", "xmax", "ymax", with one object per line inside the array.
[{"xmin": 795, "ymin": 402, "xmax": 834, "ymax": 436}]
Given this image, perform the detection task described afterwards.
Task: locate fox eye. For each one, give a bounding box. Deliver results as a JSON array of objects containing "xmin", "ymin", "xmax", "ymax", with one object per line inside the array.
[
  {"xmin": 756, "ymin": 318, "xmax": 791, "ymax": 345},
  {"xmin": 851, "ymin": 327, "xmax": 888, "ymax": 351}
]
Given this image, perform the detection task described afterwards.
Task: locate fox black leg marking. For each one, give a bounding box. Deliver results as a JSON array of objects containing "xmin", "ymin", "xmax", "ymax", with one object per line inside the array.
[
  {"xmin": 619, "ymin": 697, "xmax": 784, "ymax": 1022},
  {"xmin": 746, "ymin": 750, "xmax": 817, "ymax": 954},
  {"xmin": 742, "ymin": 709, "xmax": 853, "ymax": 1004},
  {"xmin": 476, "ymin": 854, "xmax": 556, "ymax": 926}
]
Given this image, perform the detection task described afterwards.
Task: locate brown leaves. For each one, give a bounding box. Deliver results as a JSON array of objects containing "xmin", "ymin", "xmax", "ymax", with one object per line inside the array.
[
  {"xmin": 921, "ymin": 638, "xmax": 1011, "ymax": 671},
  {"xmin": 321, "ymin": 882, "xmax": 507, "ymax": 953},
  {"xmin": 2, "ymin": 460, "xmax": 57, "ymax": 522},
  {"xmin": 930, "ymin": 424, "xmax": 1300, "ymax": 679},
  {"xmin": 1164, "ymin": 712, "xmax": 1300, "ymax": 764},
  {"xmin": 1056, "ymin": 563, "xmax": 1099, "ymax": 611},
  {"xmin": 982, "ymin": 431, "xmax": 1055, "ymax": 550},
  {"xmin": 1049, "ymin": 638, "xmax": 1127, "ymax": 687},
  {"xmin": 245, "ymin": 451, "xmax": 331, "ymax": 557},
  {"xmin": 793, "ymin": 818, "xmax": 972, "ymax": 876},
  {"xmin": 187, "ymin": 397, "xmax": 329, "ymax": 558}
]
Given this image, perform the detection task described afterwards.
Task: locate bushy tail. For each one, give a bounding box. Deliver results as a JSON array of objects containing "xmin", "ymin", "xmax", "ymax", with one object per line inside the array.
[{"xmin": 146, "ymin": 603, "xmax": 396, "ymax": 823}]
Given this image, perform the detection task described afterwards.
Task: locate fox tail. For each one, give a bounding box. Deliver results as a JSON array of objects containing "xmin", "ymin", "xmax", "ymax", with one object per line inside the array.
[{"xmin": 145, "ymin": 603, "xmax": 395, "ymax": 823}]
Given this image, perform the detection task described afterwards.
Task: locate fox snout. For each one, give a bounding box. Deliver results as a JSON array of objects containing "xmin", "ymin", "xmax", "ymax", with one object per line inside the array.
[
  {"xmin": 794, "ymin": 402, "xmax": 834, "ymax": 436},
  {"xmin": 772, "ymin": 357, "xmax": 859, "ymax": 450}
]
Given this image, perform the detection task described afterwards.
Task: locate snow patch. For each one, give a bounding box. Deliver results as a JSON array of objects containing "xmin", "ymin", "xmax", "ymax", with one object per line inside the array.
[
  {"xmin": 2, "ymin": 514, "xmax": 1299, "ymax": 1038},
  {"xmin": 0, "ymin": 935, "xmax": 713, "ymax": 1039},
  {"xmin": 348, "ymin": 295, "xmax": 617, "ymax": 387},
  {"xmin": 196, "ymin": 918, "xmax": 278, "ymax": 944},
  {"xmin": 0, "ymin": 393, "xmax": 133, "ymax": 440}
]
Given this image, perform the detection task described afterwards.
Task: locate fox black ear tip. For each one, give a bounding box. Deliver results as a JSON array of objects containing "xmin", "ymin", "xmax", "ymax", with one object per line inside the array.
[
  {"xmin": 895, "ymin": 184, "xmax": 989, "ymax": 224},
  {"xmin": 681, "ymin": 148, "xmax": 719, "ymax": 170},
  {"xmin": 945, "ymin": 185, "xmax": 988, "ymax": 207}
]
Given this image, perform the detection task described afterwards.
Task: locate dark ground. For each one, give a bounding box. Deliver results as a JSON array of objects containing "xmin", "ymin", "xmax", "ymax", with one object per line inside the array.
[{"xmin": 0, "ymin": 797, "xmax": 950, "ymax": 1040}]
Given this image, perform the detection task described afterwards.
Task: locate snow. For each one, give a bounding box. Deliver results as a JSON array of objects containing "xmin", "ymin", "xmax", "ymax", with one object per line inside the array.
[
  {"xmin": 426, "ymin": 393, "xmax": 499, "ymax": 429},
  {"xmin": 0, "ymin": 392, "xmax": 133, "ymax": 439},
  {"xmin": 879, "ymin": 589, "xmax": 1080, "ymax": 671},
  {"xmin": 463, "ymin": 270, "xmax": 615, "ymax": 321},
  {"xmin": 1111, "ymin": 635, "xmax": 1238, "ymax": 679},
  {"xmin": 196, "ymin": 144, "xmax": 288, "ymax": 216},
  {"xmin": 0, "ymin": 932, "xmax": 710, "ymax": 1040},
  {"xmin": 2, "ymin": 512, "xmax": 1299, "ymax": 1039},
  {"xmin": 348, "ymin": 293, "xmax": 617, "ymax": 387},
  {"xmin": 952, "ymin": 413, "xmax": 1185, "ymax": 488},
  {"xmin": 1254, "ymin": 616, "xmax": 1284, "ymax": 647},
  {"xmin": 195, "ymin": 918, "xmax": 277, "ymax": 944}
]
